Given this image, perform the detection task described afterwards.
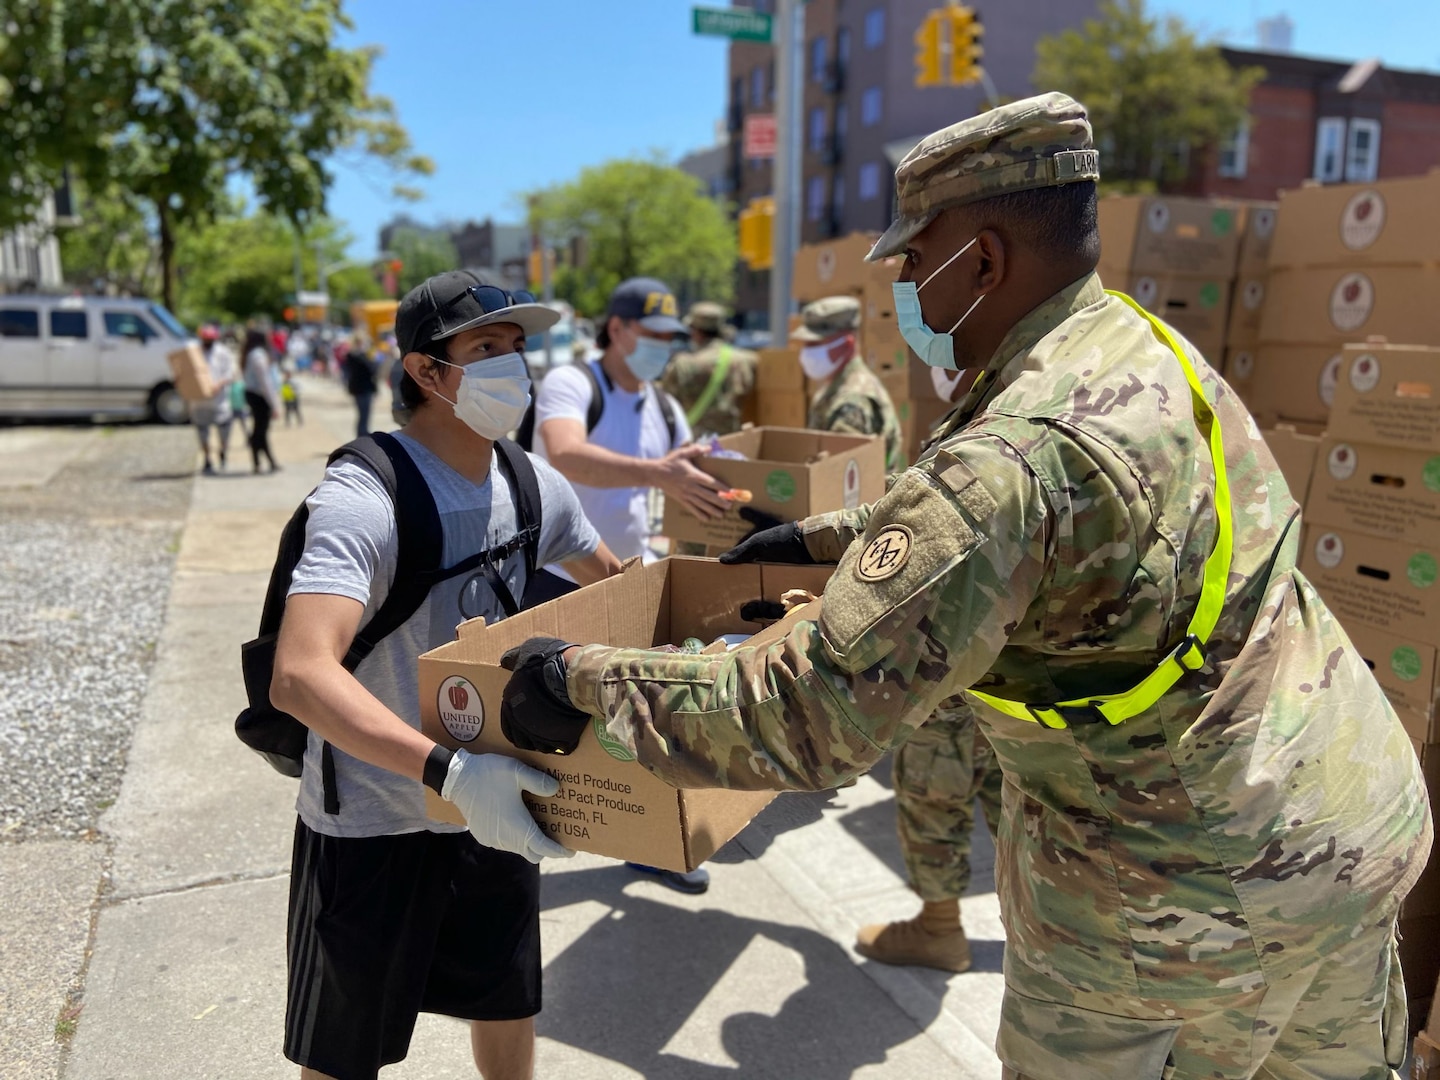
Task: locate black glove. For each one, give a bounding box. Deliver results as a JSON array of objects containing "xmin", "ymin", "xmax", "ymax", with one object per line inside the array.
[
  {"xmin": 499, "ymin": 636, "xmax": 589, "ymax": 755},
  {"xmin": 718, "ymin": 508, "xmax": 815, "ymax": 565}
]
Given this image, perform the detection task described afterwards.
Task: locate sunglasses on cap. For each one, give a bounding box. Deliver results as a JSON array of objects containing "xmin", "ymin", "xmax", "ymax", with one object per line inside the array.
[{"xmin": 422, "ymin": 284, "xmax": 537, "ymax": 337}]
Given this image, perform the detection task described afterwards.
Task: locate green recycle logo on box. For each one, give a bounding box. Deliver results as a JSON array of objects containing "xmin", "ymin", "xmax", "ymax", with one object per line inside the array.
[
  {"xmin": 1211, "ymin": 209, "xmax": 1233, "ymax": 235},
  {"xmin": 593, "ymin": 716, "xmax": 636, "ymax": 762},
  {"xmin": 1391, "ymin": 646, "xmax": 1423, "ymax": 682},
  {"xmin": 1423, "ymin": 456, "xmax": 1440, "ymax": 494},
  {"xmin": 1407, "ymin": 552, "xmax": 1437, "ymax": 589},
  {"xmin": 765, "ymin": 470, "xmax": 797, "ymax": 503}
]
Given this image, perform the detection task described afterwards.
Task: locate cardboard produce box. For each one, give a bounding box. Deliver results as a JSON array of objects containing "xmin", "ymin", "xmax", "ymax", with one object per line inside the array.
[
  {"xmin": 864, "ymin": 315, "xmax": 911, "ymax": 374},
  {"xmin": 1328, "ymin": 343, "xmax": 1440, "ymax": 453},
  {"xmin": 661, "ymin": 427, "xmax": 885, "ymax": 548},
  {"xmin": 898, "ymin": 395, "xmax": 956, "ymax": 464},
  {"xmin": 420, "ymin": 557, "xmax": 835, "ymax": 870},
  {"xmin": 1101, "ymin": 269, "xmax": 1231, "ymax": 360},
  {"xmin": 1236, "ymin": 201, "xmax": 1277, "ymax": 273},
  {"xmin": 1269, "ymin": 171, "xmax": 1440, "ymax": 271},
  {"xmin": 757, "ymin": 347, "xmax": 804, "ymax": 393},
  {"xmin": 1098, "ymin": 195, "xmax": 1241, "ymax": 277},
  {"xmin": 1346, "ymin": 622, "xmax": 1438, "ymax": 744},
  {"xmin": 1300, "ymin": 526, "xmax": 1440, "ymax": 643},
  {"xmin": 1305, "ymin": 436, "xmax": 1440, "ymax": 546},
  {"xmin": 1259, "ymin": 266, "xmax": 1440, "ymax": 346},
  {"xmin": 792, "ymin": 233, "xmax": 878, "ymax": 301},
  {"xmin": 1225, "ymin": 274, "xmax": 1267, "ymax": 346},
  {"xmin": 1259, "ymin": 424, "xmax": 1321, "ymax": 505},
  {"xmin": 755, "ymin": 389, "xmax": 808, "ymax": 429},
  {"xmin": 1229, "ymin": 344, "xmax": 1344, "ymax": 425},
  {"xmin": 167, "ymin": 343, "xmax": 216, "ymax": 403},
  {"xmin": 1416, "ymin": 1030, "xmax": 1440, "ymax": 1079}
]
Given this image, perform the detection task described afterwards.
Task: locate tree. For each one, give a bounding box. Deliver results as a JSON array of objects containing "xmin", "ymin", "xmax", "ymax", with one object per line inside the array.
[
  {"xmin": 0, "ymin": 0, "xmax": 432, "ymax": 307},
  {"xmin": 387, "ymin": 227, "xmax": 459, "ymax": 296},
  {"xmin": 1033, "ymin": 0, "xmax": 1263, "ymax": 192},
  {"xmin": 56, "ymin": 181, "xmax": 159, "ymax": 297},
  {"xmin": 529, "ymin": 159, "xmax": 736, "ymax": 318}
]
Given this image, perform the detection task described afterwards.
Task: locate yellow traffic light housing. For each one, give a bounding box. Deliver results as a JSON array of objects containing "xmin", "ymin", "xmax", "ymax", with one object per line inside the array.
[
  {"xmin": 914, "ymin": 10, "xmax": 943, "ymax": 88},
  {"xmin": 949, "ymin": 5, "xmax": 984, "ymax": 86},
  {"xmin": 738, "ymin": 197, "xmax": 775, "ymax": 270}
]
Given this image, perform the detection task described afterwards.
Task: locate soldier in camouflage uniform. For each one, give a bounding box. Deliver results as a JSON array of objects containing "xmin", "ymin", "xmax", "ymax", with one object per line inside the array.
[
  {"xmin": 661, "ymin": 301, "xmax": 757, "ymax": 438},
  {"xmin": 500, "ymin": 93, "xmax": 1431, "ymax": 1079},
  {"xmin": 793, "ymin": 297, "xmax": 903, "ymax": 471}
]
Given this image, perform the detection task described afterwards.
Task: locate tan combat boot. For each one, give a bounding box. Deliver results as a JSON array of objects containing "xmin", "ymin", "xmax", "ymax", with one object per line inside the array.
[{"xmin": 854, "ymin": 899, "xmax": 972, "ymax": 973}]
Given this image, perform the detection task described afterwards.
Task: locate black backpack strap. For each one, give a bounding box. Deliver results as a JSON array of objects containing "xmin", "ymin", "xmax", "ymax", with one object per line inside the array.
[
  {"xmin": 655, "ymin": 387, "xmax": 679, "ymax": 448},
  {"xmin": 583, "ymin": 359, "xmax": 606, "ymax": 433}
]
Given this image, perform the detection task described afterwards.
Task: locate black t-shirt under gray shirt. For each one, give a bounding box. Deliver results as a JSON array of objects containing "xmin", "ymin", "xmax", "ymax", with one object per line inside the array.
[{"xmin": 287, "ymin": 432, "xmax": 601, "ymax": 837}]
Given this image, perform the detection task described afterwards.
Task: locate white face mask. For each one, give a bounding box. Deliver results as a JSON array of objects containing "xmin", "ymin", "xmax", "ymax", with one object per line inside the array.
[
  {"xmin": 799, "ymin": 335, "xmax": 853, "ymax": 381},
  {"xmin": 431, "ymin": 352, "xmax": 532, "ymax": 440}
]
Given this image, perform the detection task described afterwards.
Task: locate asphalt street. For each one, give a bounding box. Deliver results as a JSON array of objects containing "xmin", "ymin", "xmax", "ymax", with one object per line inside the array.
[{"xmin": 0, "ymin": 376, "xmax": 1007, "ymax": 1079}]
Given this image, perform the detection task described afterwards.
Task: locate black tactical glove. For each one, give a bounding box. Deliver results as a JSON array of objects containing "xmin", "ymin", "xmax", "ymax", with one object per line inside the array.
[
  {"xmin": 499, "ymin": 636, "xmax": 589, "ymax": 755},
  {"xmin": 718, "ymin": 507, "xmax": 815, "ymax": 565}
]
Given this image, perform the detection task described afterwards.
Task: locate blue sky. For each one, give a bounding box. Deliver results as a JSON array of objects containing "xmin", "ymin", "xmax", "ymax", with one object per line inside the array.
[{"xmin": 328, "ymin": 0, "xmax": 1440, "ymax": 259}]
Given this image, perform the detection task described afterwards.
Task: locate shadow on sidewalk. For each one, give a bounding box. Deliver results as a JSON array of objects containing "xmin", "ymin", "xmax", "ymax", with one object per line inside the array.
[{"xmin": 538, "ymin": 863, "xmax": 942, "ymax": 1079}]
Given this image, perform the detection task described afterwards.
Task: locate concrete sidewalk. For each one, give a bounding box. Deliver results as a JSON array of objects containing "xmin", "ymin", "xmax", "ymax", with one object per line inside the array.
[{"xmin": 65, "ymin": 376, "xmax": 1007, "ymax": 1078}]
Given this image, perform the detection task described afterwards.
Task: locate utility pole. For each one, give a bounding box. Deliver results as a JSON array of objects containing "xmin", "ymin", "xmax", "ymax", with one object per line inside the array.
[{"xmin": 768, "ymin": 0, "xmax": 803, "ymax": 340}]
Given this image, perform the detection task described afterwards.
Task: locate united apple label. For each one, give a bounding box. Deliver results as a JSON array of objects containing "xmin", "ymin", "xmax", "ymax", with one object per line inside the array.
[
  {"xmin": 438, "ymin": 675, "xmax": 484, "ymax": 742},
  {"xmin": 1328, "ymin": 273, "xmax": 1373, "ymax": 332},
  {"xmin": 1319, "ymin": 353, "xmax": 1343, "ymax": 407},
  {"xmin": 1314, "ymin": 532, "xmax": 1344, "ymax": 570},
  {"xmin": 843, "ymin": 459, "xmax": 862, "ymax": 509},
  {"xmin": 1252, "ymin": 208, "xmax": 1275, "ymax": 239},
  {"xmin": 1328, "ymin": 443, "xmax": 1357, "ymax": 482},
  {"xmin": 817, "ymin": 249, "xmax": 837, "ymax": 283},
  {"xmin": 1349, "ymin": 353, "xmax": 1380, "ymax": 393},
  {"xmin": 1242, "ymin": 280, "xmax": 1265, "ymax": 310},
  {"xmin": 1134, "ymin": 277, "xmax": 1159, "ymax": 308},
  {"xmin": 1340, "ymin": 191, "xmax": 1386, "ymax": 251},
  {"xmin": 1229, "ymin": 351, "xmax": 1254, "ymax": 381},
  {"xmin": 1147, "ymin": 201, "xmax": 1170, "ymax": 234}
]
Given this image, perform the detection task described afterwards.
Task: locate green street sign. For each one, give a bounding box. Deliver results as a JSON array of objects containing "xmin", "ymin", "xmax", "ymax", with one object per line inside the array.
[{"xmin": 692, "ymin": 5, "xmax": 773, "ymax": 43}]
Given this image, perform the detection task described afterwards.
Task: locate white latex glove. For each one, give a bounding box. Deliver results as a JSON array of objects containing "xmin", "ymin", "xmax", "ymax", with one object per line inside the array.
[{"xmin": 441, "ymin": 749, "xmax": 574, "ymax": 863}]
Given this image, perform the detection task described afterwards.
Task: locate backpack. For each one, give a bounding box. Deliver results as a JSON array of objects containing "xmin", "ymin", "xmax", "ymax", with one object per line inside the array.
[
  {"xmin": 516, "ymin": 358, "xmax": 677, "ymax": 452},
  {"xmin": 235, "ymin": 431, "xmax": 543, "ymax": 813}
]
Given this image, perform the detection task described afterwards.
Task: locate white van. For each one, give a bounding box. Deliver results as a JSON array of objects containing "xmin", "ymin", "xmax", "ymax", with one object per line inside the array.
[{"xmin": 0, "ymin": 295, "xmax": 196, "ymax": 424}]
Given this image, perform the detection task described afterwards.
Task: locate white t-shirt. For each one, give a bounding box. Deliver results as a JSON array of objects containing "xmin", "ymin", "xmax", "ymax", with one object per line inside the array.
[
  {"xmin": 287, "ymin": 432, "xmax": 600, "ymax": 837},
  {"xmin": 532, "ymin": 359, "xmax": 690, "ymax": 566}
]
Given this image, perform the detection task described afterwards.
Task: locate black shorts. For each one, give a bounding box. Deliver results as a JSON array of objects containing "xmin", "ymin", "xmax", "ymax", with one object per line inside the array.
[{"xmin": 284, "ymin": 819, "xmax": 541, "ymax": 1080}]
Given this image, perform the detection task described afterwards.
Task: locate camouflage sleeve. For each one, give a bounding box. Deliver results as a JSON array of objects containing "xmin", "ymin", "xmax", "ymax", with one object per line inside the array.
[
  {"xmin": 658, "ymin": 357, "xmax": 688, "ymax": 402},
  {"xmin": 566, "ymin": 436, "xmax": 1052, "ymax": 791},
  {"xmin": 798, "ymin": 505, "xmax": 873, "ymax": 562},
  {"xmin": 824, "ymin": 400, "xmax": 879, "ymax": 439}
]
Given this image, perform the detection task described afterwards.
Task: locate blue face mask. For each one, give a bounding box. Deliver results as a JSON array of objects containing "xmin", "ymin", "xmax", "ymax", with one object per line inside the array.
[
  {"xmin": 891, "ymin": 235, "xmax": 986, "ymax": 370},
  {"xmin": 624, "ymin": 334, "xmax": 673, "ymax": 382}
]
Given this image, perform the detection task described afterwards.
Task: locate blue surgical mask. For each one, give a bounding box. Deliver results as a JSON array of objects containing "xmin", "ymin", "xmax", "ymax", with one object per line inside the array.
[
  {"xmin": 625, "ymin": 335, "xmax": 672, "ymax": 382},
  {"xmin": 891, "ymin": 236, "xmax": 986, "ymax": 370}
]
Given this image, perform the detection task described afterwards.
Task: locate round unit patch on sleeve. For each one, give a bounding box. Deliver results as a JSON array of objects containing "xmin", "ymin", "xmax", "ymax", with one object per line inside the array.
[
  {"xmin": 438, "ymin": 675, "xmax": 484, "ymax": 742},
  {"xmin": 856, "ymin": 524, "xmax": 914, "ymax": 582}
]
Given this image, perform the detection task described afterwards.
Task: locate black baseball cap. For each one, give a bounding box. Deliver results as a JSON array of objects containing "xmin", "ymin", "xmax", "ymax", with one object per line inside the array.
[
  {"xmin": 606, "ymin": 277, "xmax": 686, "ymax": 335},
  {"xmin": 396, "ymin": 270, "xmax": 560, "ymax": 355}
]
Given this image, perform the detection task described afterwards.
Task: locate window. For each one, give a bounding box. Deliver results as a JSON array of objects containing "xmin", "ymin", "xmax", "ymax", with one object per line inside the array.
[
  {"xmin": 837, "ymin": 26, "xmax": 851, "ymax": 66},
  {"xmin": 750, "ymin": 67, "xmax": 764, "ymax": 108},
  {"xmin": 810, "ymin": 37, "xmax": 827, "ymax": 82},
  {"xmin": 809, "ymin": 106, "xmax": 827, "ymax": 151},
  {"xmin": 807, "ymin": 175, "xmax": 826, "ymax": 222},
  {"xmin": 859, "ymin": 162, "xmax": 882, "ymax": 201},
  {"xmin": 1313, "ymin": 117, "xmax": 1346, "ymax": 182},
  {"xmin": 864, "ymin": 8, "xmax": 885, "ymax": 48},
  {"xmin": 861, "ymin": 87, "xmax": 882, "ymax": 127},
  {"xmin": 49, "ymin": 310, "xmax": 88, "ymax": 338},
  {"xmin": 0, "ymin": 308, "xmax": 39, "ymax": 338},
  {"xmin": 1217, "ymin": 120, "xmax": 1249, "ymax": 179},
  {"xmin": 1346, "ymin": 118, "xmax": 1381, "ymax": 182},
  {"xmin": 104, "ymin": 311, "xmax": 158, "ymax": 341}
]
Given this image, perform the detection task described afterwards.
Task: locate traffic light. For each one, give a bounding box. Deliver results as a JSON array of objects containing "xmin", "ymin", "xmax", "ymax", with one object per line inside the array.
[
  {"xmin": 948, "ymin": 5, "xmax": 984, "ymax": 86},
  {"xmin": 737, "ymin": 197, "xmax": 775, "ymax": 270},
  {"xmin": 914, "ymin": 10, "xmax": 943, "ymax": 88}
]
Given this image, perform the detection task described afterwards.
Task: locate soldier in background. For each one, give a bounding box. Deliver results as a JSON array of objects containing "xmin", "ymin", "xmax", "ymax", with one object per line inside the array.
[
  {"xmin": 662, "ymin": 301, "xmax": 757, "ymax": 438},
  {"xmin": 792, "ymin": 297, "xmax": 902, "ymax": 470},
  {"xmin": 499, "ymin": 93, "xmax": 1431, "ymax": 1079}
]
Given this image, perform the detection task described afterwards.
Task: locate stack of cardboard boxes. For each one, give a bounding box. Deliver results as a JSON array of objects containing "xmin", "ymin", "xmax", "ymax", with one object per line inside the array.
[
  {"xmin": 1292, "ymin": 340, "xmax": 1440, "ymax": 1031},
  {"xmin": 1221, "ymin": 202, "xmax": 1277, "ymax": 386},
  {"xmin": 1097, "ymin": 195, "xmax": 1243, "ymax": 367},
  {"xmin": 1228, "ymin": 170, "xmax": 1440, "ymax": 427}
]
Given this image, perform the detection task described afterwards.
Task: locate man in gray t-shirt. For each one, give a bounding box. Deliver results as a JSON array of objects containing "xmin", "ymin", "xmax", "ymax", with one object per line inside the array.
[{"xmin": 271, "ymin": 272, "xmax": 621, "ymax": 1080}]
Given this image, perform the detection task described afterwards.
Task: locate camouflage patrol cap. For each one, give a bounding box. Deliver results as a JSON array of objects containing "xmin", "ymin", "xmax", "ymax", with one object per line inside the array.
[
  {"xmin": 867, "ymin": 91, "xmax": 1100, "ymax": 261},
  {"xmin": 684, "ymin": 301, "xmax": 728, "ymax": 334},
  {"xmin": 790, "ymin": 295, "xmax": 861, "ymax": 343}
]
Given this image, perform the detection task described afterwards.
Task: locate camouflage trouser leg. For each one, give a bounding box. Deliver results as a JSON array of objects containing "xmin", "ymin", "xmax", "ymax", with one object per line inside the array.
[
  {"xmin": 996, "ymin": 916, "xmax": 1406, "ymax": 1080},
  {"xmin": 892, "ymin": 696, "xmax": 1003, "ymax": 902}
]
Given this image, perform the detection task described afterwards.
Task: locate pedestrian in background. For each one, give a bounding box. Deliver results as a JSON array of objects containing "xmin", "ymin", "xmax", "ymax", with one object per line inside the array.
[
  {"xmin": 280, "ymin": 368, "xmax": 303, "ymax": 427},
  {"xmin": 661, "ymin": 301, "xmax": 757, "ymax": 438},
  {"xmin": 190, "ymin": 324, "xmax": 237, "ymax": 475},
  {"xmin": 241, "ymin": 329, "xmax": 281, "ymax": 474},
  {"xmin": 343, "ymin": 335, "xmax": 380, "ymax": 437}
]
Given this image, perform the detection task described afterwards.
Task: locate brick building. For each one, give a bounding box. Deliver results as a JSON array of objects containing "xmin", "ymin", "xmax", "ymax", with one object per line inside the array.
[
  {"xmin": 1180, "ymin": 48, "xmax": 1440, "ymax": 201},
  {"xmin": 724, "ymin": 0, "xmax": 1100, "ymax": 326}
]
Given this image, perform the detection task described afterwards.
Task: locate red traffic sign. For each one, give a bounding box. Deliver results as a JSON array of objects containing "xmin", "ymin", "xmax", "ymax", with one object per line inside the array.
[{"xmin": 743, "ymin": 114, "xmax": 777, "ymax": 159}]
